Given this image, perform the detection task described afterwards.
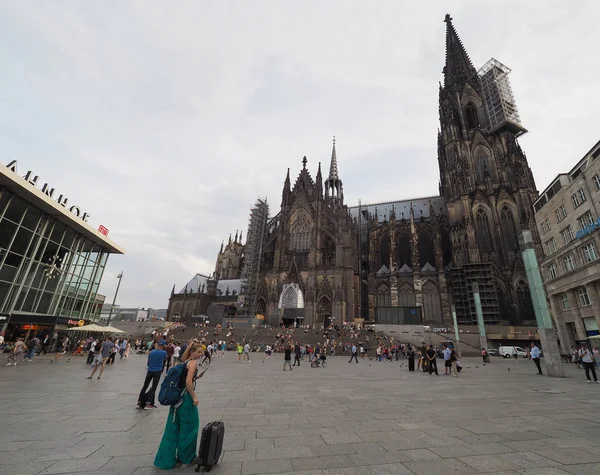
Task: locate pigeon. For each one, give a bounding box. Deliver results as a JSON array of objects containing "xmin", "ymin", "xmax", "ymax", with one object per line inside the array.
[
  {"xmin": 475, "ymin": 365, "xmax": 479, "ymax": 368},
  {"xmin": 508, "ymin": 368, "xmax": 511, "ymax": 371}
]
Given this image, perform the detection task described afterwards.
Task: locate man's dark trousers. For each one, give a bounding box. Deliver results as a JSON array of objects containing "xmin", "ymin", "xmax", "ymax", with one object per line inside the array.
[
  {"xmin": 293, "ymin": 353, "xmax": 301, "ymax": 366},
  {"xmin": 138, "ymin": 371, "xmax": 162, "ymax": 408},
  {"xmin": 428, "ymin": 358, "xmax": 438, "ymax": 375},
  {"xmin": 533, "ymin": 357, "xmax": 543, "ymax": 375},
  {"xmin": 349, "ymin": 352, "xmax": 358, "ymax": 363}
]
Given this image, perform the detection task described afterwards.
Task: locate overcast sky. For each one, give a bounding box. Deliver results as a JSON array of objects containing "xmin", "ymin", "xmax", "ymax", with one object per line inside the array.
[{"xmin": 1, "ymin": 1, "xmax": 598, "ymax": 309}]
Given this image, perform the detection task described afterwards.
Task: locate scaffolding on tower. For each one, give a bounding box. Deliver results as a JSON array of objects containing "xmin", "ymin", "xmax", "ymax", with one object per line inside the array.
[
  {"xmin": 477, "ymin": 57, "xmax": 527, "ymax": 137},
  {"xmin": 239, "ymin": 198, "xmax": 269, "ymax": 318},
  {"xmin": 449, "ymin": 263, "xmax": 500, "ymax": 325}
]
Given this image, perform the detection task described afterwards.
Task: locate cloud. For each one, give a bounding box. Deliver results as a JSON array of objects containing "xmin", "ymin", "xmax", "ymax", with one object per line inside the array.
[{"xmin": 0, "ymin": 1, "xmax": 598, "ymax": 308}]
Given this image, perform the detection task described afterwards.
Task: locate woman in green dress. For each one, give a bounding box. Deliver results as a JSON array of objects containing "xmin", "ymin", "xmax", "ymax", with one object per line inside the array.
[{"xmin": 154, "ymin": 342, "xmax": 204, "ymax": 469}]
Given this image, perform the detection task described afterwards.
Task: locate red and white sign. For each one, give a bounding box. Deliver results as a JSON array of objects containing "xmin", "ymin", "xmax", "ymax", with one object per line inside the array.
[{"xmin": 98, "ymin": 225, "xmax": 109, "ymax": 236}]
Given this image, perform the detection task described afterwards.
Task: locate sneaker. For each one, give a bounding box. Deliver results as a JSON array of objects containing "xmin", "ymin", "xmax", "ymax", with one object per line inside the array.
[
  {"xmin": 5, "ymin": 363, "xmax": 12, "ymax": 366},
  {"xmin": 145, "ymin": 404, "xmax": 157, "ymax": 409},
  {"xmin": 587, "ymin": 380, "xmax": 591, "ymax": 383}
]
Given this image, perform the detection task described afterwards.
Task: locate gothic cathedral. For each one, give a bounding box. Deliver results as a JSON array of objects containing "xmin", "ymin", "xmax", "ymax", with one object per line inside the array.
[{"xmin": 167, "ymin": 15, "xmax": 540, "ymax": 327}]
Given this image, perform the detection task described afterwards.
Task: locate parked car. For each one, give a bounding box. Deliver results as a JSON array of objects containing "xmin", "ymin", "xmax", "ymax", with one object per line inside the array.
[
  {"xmin": 499, "ymin": 346, "xmax": 528, "ymax": 358},
  {"xmin": 487, "ymin": 349, "xmax": 499, "ymax": 357}
]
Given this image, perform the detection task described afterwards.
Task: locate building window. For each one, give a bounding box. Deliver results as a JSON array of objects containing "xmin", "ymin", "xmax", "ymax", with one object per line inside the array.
[
  {"xmin": 545, "ymin": 237, "xmax": 557, "ymax": 255},
  {"xmin": 592, "ymin": 173, "xmax": 600, "ymax": 191},
  {"xmin": 571, "ymin": 188, "xmax": 586, "ymax": 209},
  {"xmin": 560, "ymin": 293, "xmax": 570, "ymax": 310},
  {"xmin": 555, "ymin": 205, "xmax": 567, "ymax": 222},
  {"xmin": 583, "ymin": 241, "xmax": 598, "ymax": 262},
  {"xmin": 578, "ymin": 211, "xmax": 595, "ymax": 230},
  {"xmin": 578, "ymin": 287, "xmax": 591, "ymax": 307},
  {"xmin": 540, "ymin": 218, "xmax": 551, "ymax": 234},
  {"xmin": 561, "ymin": 226, "xmax": 574, "ymax": 245},
  {"xmin": 563, "ymin": 254, "xmax": 576, "ymax": 272},
  {"xmin": 465, "ymin": 103, "xmax": 480, "ymax": 129},
  {"xmin": 547, "ymin": 263, "xmax": 557, "ymax": 279}
]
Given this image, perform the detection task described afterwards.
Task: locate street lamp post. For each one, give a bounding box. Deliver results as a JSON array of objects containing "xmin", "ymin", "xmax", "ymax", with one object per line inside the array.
[
  {"xmin": 106, "ymin": 272, "xmax": 123, "ymax": 327},
  {"xmin": 518, "ymin": 231, "xmax": 566, "ymax": 377}
]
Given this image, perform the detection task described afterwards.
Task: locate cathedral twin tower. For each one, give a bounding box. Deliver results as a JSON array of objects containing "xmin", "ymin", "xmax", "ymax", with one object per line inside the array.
[{"xmin": 210, "ymin": 15, "xmax": 540, "ymax": 327}]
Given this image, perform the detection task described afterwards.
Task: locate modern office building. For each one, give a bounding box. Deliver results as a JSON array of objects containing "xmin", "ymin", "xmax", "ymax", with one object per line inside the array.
[
  {"xmin": 0, "ymin": 160, "xmax": 124, "ymax": 339},
  {"xmin": 533, "ymin": 140, "xmax": 600, "ymax": 347}
]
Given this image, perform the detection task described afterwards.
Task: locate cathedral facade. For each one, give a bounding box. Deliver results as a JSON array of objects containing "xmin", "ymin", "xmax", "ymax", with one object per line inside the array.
[{"xmin": 166, "ymin": 15, "xmax": 541, "ymax": 327}]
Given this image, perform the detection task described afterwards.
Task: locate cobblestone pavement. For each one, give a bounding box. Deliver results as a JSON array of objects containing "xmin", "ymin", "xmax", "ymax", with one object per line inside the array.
[{"xmin": 1, "ymin": 352, "xmax": 600, "ymax": 475}]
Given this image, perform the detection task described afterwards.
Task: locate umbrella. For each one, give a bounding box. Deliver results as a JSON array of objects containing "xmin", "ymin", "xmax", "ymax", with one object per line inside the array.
[
  {"xmin": 103, "ymin": 325, "xmax": 125, "ymax": 334},
  {"xmin": 69, "ymin": 323, "xmax": 108, "ymax": 332}
]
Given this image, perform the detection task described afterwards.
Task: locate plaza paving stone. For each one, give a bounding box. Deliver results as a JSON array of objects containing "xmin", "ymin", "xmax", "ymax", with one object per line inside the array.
[{"xmin": 1, "ymin": 353, "xmax": 600, "ymax": 474}]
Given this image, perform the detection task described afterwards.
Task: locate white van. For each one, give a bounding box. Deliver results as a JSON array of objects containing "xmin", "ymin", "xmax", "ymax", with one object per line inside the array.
[{"xmin": 499, "ymin": 346, "xmax": 528, "ymax": 358}]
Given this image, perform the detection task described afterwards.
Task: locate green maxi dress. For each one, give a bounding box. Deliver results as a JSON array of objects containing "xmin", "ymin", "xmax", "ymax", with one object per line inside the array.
[{"xmin": 154, "ymin": 392, "xmax": 200, "ymax": 469}]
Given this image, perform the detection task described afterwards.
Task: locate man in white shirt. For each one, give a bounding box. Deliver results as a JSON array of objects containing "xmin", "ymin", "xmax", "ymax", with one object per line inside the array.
[
  {"xmin": 443, "ymin": 345, "xmax": 452, "ymax": 375},
  {"xmin": 172, "ymin": 344, "xmax": 181, "ymax": 366},
  {"xmin": 244, "ymin": 343, "xmax": 251, "ymax": 362},
  {"xmin": 349, "ymin": 344, "xmax": 358, "ymax": 363},
  {"xmin": 578, "ymin": 344, "xmax": 598, "ymax": 383},
  {"xmin": 530, "ymin": 342, "xmax": 542, "ymax": 375}
]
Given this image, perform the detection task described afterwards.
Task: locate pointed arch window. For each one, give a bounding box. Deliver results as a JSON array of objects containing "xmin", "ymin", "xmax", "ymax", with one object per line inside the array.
[
  {"xmin": 465, "ymin": 102, "xmax": 480, "ymax": 129},
  {"xmin": 500, "ymin": 206, "xmax": 518, "ymax": 251},
  {"xmin": 475, "ymin": 208, "xmax": 494, "ymax": 253},
  {"xmin": 418, "ymin": 229, "xmax": 436, "ymax": 268},
  {"xmin": 376, "ymin": 284, "xmax": 391, "ymax": 307},
  {"xmin": 396, "ymin": 231, "xmax": 412, "ymax": 268},
  {"xmin": 379, "ymin": 233, "xmax": 390, "ymax": 268},
  {"xmin": 289, "ymin": 212, "xmax": 312, "ymax": 251}
]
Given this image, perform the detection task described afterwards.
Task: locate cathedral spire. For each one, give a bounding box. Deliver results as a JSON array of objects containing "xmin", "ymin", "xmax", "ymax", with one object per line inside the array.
[
  {"xmin": 220, "ymin": 240, "xmax": 224, "ymax": 253},
  {"xmin": 316, "ymin": 161, "xmax": 323, "ymax": 199},
  {"xmin": 228, "ymin": 233, "xmax": 232, "ymax": 246},
  {"xmin": 239, "ymin": 230, "xmax": 243, "ymax": 243},
  {"xmin": 328, "ymin": 136, "xmax": 339, "ymax": 180},
  {"xmin": 443, "ymin": 14, "xmax": 477, "ymax": 91},
  {"xmin": 234, "ymin": 230, "xmax": 238, "ymax": 243}
]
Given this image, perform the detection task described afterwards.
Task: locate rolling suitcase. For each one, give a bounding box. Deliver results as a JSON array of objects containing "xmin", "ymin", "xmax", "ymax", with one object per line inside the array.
[{"xmin": 196, "ymin": 421, "xmax": 225, "ymax": 472}]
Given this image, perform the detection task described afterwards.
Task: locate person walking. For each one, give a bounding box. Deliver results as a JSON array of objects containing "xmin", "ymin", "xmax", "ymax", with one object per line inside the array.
[
  {"xmin": 119, "ymin": 338, "xmax": 128, "ymax": 359},
  {"xmin": 407, "ymin": 345, "xmax": 415, "ymax": 372},
  {"xmin": 107, "ymin": 340, "xmax": 118, "ymax": 365},
  {"xmin": 6, "ymin": 338, "xmax": 26, "ymax": 366},
  {"xmin": 25, "ymin": 337, "xmax": 37, "ymax": 361},
  {"xmin": 164, "ymin": 343, "xmax": 174, "ymax": 371},
  {"xmin": 348, "ymin": 344, "xmax": 358, "ymax": 363},
  {"xmin": 530, "ymin": 342, "xmax": 543, "ymax": 375},
  {"xmin": 86, "ymin": 339, "xmax": 98, "ymax": 364},
  {"xmin": 86, "ymin": 337, "xmax": 115, "ymax": 380},
  {"xmin": 137, "ymin": 343, "xmax": 167, "ymax": 410},
  {"xmin": 243, "ymin": 342, "xmax": 251, "ymax": 363},
  {"xmin": 283, "ymin": 344, "xmax": 293, "ymax": 371},
  {"xmin": 443, "ymin": 345, "xmax": 452, "ymax": 375},
  {"xmin": 449, "ymin": 346, "xmax": 458, "ymax": 377},
  {"xmin": 201, "ymin": 342, "xmax": 213, "ymax": 366},
  {"xmin": 38, "ymin": 334, "xmax": 50, "ymax": 355},
  {"xmin": 426, "ymin": 345, "xmax": 438, "ymax": 375},
  {"xmin": 154, "ymin": 342, "xmax": 205, "ymax": 470},
  {"xmin": 578, "ymin": 344, "xmax": 599, "ymax": 383},
  {"xmin": 293, "ymin": 342, "xmax": 301, "ymax": 367}
]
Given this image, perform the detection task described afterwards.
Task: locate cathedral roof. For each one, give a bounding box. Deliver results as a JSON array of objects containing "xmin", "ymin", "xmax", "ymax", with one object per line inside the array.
[
  {"xmin": 348, "ymin": 195, "xmax": 447, "ymax": 222},
  {"xmin": 216, "ymin": 279, "xmax": 243, "ymax": 297},
  {"xmin": 178, "ymin": 273, "xmax": 210, "ymax": 294},
  {"xmin": 443, "ymin": 14, "xmax": 477, "ymax": 91}
]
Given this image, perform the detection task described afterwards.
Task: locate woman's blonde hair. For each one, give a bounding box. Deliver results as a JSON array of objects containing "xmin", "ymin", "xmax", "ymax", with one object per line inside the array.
[{"xmin": 181, "ymin": 342, "xmax": 203, "ymax": 361}]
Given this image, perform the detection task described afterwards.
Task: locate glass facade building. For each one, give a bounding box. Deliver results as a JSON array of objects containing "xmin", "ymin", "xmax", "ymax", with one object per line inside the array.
[{"xmin": 0, "ymin": 163, "xmax": 123, "ymax": 339}]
